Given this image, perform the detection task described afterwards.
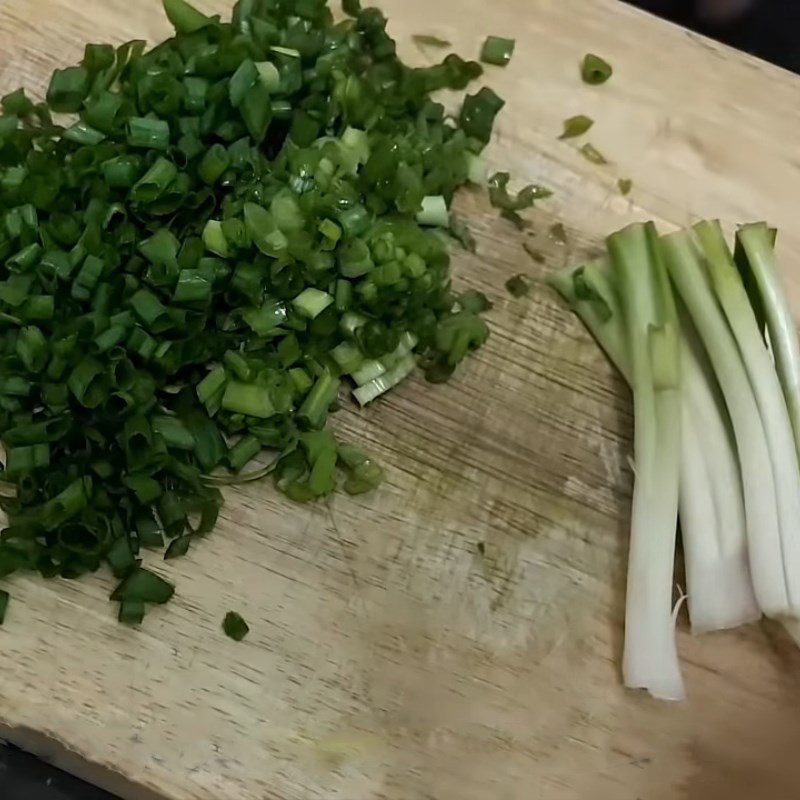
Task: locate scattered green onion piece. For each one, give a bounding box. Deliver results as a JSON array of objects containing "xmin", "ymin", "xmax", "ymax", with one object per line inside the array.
[
  {"xmin": 559, "ymin": 115, "xmax": 594, "ymax": 140},
  {"xmin": 412, "ymin": 35, "xmax": 452, "ymax": 48},
  {"xmin": 459, "ymin": 87, "xmax": 505, "ymax": 143},
  {"xmin": 618, "ymin": 178, "xmax": 633, "ymax": 195},
  {"xmin": 581, "ymin": 53, "xmax": 613, "ymax": 85},
  {"xmin": 580, "ymin": 143, "xmax": 608, "ymax": 165},
  {"xmin": 416, "ymin": 196, "xmax": 450, "ymax": 227},
  {"xmin": 480, "ymin": 36, "xmax": 515, "ymax": 67},
  {"xmin": 488, "ymin": 172, "xmax": 551, "ymax": 213},
  {"xmin": 223, "ymin": 611, "xmax": 249, "ymax": 641}
]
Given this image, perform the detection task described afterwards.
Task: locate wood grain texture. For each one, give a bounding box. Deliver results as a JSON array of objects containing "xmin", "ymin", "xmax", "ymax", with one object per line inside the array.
[{"xmin": 2, "ymin": 1, "xmax": 800, "ymax": 798}]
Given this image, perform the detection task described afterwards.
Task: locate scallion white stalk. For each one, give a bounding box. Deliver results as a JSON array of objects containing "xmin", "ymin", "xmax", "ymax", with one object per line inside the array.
[
  {"xmin": 678, "ymin": 320, "xmax": 759, "ymax": 631},
  {"xmin": 662, "ymin": 230, "xmax": 789, "ymax": 617},
  {"xmin": 609, "ymin": 223, "xmax": 684, "ymax": 701},
  {"xmin": 550, "ymin": 259, "xmax": 758, "ymax": 633},
  {"xmin": 736, "ymin": 223, "xmax": 800, "ymax": 457},
  {"xmin": 694, "ymin": 220, "xmax": 800, "ymax": 614}
]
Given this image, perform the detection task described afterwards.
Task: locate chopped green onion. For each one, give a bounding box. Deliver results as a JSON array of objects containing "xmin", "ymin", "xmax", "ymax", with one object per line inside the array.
[
  {"xmin": 581, "ymin": 53, "xmax": 613, "ymax": 85},
  {"xmin": 559, "ymin": 115, "xmax": 594, "ymax": 140},
  {"xmin": 0, "ymin": 0, "xmax": 493, "ymax": 621},
  {"xmin": 131, "ymin": 157, "xmax": 177, "ymax": 203},
  {"xmin": 353, "ymin": 355, "xmax": 416, "ymax": 405},
  {"xmin": 580, "ymin": 143, "xmax": 608, "ymax": 165},
  {"xmin": 228, "ymin": 435, "xmax": 262, "ymax": 472},
  {"xmin": 618, "ymin": 178, "xmax": 633, "ymax": 195},
  {"xmin": 164, "ymin": 535, "xmax": 192, "ymax": 559},
  {"xmin": 127, "ymin": 117, "xmax": 170, "ymax": 151},
  {"xmin": 480, "ymin": 36, "xmax": 515, "ymax": 67},
  {"xmin": 223, "ymin": 611, "xmax": 249, "ymax": 641},
  {"xmin": 292, "ymin": 288, "xmax": 333, "ymax": 319},
  {"xmin": 111, "ymin": 567, "xmax": 175, "ymax": 604},
  {"xmin": 46, "ymin": 67, "xmax": 90, "ymax": 112},
  {"xmin": 119, "ymin": 599, "xmax": 145, "ymax": 625},
  {"xmin": 164, "ymin": 0, "xmax": 212, "ymax": 33},
  {"xmin": 412, "ymin": 34, "xmax": 452, "ymax": 48},
  {"xmin": 6, "ymin": 444, "xmax": 50, "ymax": 476},
  {"xmin": 416, "ymin": 195, "xmax": 449, "ymax": 227},
  {"xmin": 222, "ymin": 382, "xmax": 276, "ymax": 418},
  {"xmin": 459, "ymin": 87, "xmax": 505, "ymax": 143},
  {"xmin": 202, "ymin": 220, "xmax": 230, "ymax": 258}
]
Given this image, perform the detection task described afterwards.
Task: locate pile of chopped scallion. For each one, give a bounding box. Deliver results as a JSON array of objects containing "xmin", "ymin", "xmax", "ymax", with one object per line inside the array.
[{"xmin": 0, "ymin": 0, "xmax": 524, "ymax": 623}]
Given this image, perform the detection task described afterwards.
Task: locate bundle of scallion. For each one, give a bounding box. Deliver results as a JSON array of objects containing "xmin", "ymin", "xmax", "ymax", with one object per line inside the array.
[{"xmin": 551, "ymin": 220, "xmax": 800, "ymax": 701}]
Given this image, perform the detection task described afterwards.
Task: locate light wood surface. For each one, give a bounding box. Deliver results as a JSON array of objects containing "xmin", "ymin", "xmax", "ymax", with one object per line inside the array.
[{"xmin": 2, "ymin": 1, "xmax": 800, "ymax": 798}]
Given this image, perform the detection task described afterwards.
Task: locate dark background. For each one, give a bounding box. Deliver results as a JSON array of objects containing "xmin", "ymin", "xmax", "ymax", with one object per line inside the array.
[
  {"xmin": 1, "ymin": 0, "xmax": 797, "ymax": 798},
  {"xmin": 637, "ymin": 0, "xmax": 800, "ymax": 72}
]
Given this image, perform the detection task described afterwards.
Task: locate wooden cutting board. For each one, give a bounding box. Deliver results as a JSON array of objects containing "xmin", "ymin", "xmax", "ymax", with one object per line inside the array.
[{"xmin": 2, "ymin": 1, "xmax": 800, "ymax": 798}]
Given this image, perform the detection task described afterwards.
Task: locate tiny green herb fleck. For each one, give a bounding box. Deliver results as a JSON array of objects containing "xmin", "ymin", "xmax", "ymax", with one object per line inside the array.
[{"xmin": 618, "ymin": 178, "xmax": 633, "ymax": 195}]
